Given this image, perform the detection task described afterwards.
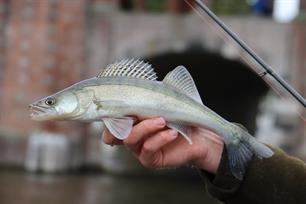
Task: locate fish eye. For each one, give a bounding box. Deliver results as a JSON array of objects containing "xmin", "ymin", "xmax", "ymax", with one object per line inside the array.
[{"xmin": 45, "ymin": 97, "xmax": 56, "ymax": 106}]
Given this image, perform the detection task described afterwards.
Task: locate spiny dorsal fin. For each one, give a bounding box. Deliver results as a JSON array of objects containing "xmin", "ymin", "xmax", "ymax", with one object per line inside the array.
[
  {"xmin": 163, "ymin": 65, "xmax": 203, "ymax": 104},
  {"xmin": 97, "ymin": 59, "xmax": 157, "ymax": 81}
]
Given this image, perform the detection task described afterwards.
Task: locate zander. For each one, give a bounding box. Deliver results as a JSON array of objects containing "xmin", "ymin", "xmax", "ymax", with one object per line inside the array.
[{"xmin": 29, "ymin": 58, "xmax": 273, "ymax": 179}]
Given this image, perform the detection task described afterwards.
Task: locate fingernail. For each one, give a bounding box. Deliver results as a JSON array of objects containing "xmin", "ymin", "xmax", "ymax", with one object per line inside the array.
[
  {"xmin": 169, "ymin": 129, "xmax": 178, "ymax": 138},
  {"xmin": 153, "ymin": 117, "xmax": 165, "ymax": 127}
]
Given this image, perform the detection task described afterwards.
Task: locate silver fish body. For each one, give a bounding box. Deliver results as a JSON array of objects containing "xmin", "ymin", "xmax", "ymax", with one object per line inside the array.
[
  {"xmin": 69, "ymin": 77, "xmax": 227, "ymax": 133},
  {"xmin": 29, "ymin": 59, "xmax": 273, "ymax": 179}
]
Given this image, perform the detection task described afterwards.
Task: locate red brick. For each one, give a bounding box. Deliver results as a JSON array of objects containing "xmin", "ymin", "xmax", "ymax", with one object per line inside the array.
[{"xmin": 0, "ymin": 0, "xmax": 86, "ymax": 136}]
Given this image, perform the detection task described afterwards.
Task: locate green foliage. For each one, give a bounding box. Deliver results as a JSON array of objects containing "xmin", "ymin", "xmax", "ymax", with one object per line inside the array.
[
  {"xmin": 146, "ymin": 0, "xmax": 166, "ymax": 13},
  {"xmin": 212, "ymin": 0, "xmax": 251, "ymax": 16},
  {"xmin": 295, "ymin": 12, "xmax": 306, "ymax": 23}
]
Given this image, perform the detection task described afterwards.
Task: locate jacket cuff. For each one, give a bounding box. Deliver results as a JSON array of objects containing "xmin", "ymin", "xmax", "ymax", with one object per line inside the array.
[{"xmin": 198, "ymin": 147, "xmax": 241, "ymax": 201}]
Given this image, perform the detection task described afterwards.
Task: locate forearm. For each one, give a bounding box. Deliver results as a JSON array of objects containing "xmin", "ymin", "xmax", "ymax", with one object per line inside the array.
[{"xmin": 199, "ymin": 146, "xmax": 306, "ymax": 204}]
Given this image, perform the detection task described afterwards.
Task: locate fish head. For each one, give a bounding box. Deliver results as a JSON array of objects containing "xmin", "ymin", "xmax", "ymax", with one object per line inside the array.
[{"xmin": 29, "ymin": 90, "xmax": 79, "ymax": 121}]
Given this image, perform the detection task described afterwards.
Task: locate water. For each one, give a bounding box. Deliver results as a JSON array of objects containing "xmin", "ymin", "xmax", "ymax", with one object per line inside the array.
[{"xmin": 0, "ymin": 169, "xmax": 220, "ymax": 204}]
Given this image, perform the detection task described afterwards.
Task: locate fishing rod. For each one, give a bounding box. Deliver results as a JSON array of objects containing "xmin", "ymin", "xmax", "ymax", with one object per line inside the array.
[{"xmin": 188, "ymin": 0, "xmax": 306, "ymax": 108}]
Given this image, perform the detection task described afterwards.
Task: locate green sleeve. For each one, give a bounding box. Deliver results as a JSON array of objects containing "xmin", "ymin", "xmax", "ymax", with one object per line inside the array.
[{"xmin": 199, "ymin": 146, "xmax": 306, "ymax": 204}]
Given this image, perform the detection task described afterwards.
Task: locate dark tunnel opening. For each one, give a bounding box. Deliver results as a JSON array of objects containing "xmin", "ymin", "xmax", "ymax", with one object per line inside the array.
[{"xmin": 145, "ymin": 50, "xmax": 269, "ymax": 135}]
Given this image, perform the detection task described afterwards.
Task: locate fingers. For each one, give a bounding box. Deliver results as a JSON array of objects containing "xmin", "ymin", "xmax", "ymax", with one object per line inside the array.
[
  {"xmin": 141, "ymin": 129, "xmax": 178, "ymax": 157},
  {"xmin": 102, "ymin": 117, "xmax": 166, "ymax": 147},
  {"xmin": 123, "ymin": 117, "xmax": 166, "ymax": 146},
  {"xmin": 138, "ymin": 129, "xmax": 178, "ymax": 168}
]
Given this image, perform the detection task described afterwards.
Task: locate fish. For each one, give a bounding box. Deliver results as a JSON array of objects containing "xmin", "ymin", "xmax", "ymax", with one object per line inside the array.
[{"xmin": 29, "ymin": 58, "xmax": 273, "ymax": 179}]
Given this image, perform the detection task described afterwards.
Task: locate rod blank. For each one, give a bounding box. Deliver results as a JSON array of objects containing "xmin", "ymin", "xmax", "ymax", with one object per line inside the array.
[{"xmin": 191, "ymin": 0, "xmax": 306, "ymax": 108}]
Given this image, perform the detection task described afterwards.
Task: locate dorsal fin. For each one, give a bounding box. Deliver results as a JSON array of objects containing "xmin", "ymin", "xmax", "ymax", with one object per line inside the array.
[
  {"xmin": 97, "ymin": 59, "xmax": 157, "ymax": 81},
  {"xmin": 163, "ymin": 66, "xmax": 203, "ymax": 104}
]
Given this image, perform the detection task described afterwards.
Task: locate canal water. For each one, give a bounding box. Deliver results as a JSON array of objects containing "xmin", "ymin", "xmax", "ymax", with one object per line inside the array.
[{"xmin": 0, "ymin": 169, "xmax": 220, "ymax": 204}]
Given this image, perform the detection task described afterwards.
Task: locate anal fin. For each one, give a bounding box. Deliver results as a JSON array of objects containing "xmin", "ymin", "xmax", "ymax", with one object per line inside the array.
[{"xmin": 167, "ymin": 122, "xmax": 193, "ymax": 144}]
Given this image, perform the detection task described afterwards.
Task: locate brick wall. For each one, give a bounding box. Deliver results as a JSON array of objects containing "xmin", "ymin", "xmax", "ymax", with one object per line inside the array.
[
  {"xmin": 0, "ymin": 0, "xmax": 86, "ymax": 137},
  {"xmin": 0, "ymin": 0, "xmax": 9, "ymax": 120},
  {"xmin": 301, "ymin": 0, "xmax": 306, "ymax": 10}
]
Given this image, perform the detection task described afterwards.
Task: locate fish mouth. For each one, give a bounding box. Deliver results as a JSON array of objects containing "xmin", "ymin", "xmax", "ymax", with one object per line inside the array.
[{"xmin": 29, "ymin": 104, "xmax": 56, "ymax": 121}]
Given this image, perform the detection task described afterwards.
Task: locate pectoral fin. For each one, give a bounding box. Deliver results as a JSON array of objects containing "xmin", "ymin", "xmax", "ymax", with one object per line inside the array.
[
  {"xmin": 167, "ymin": 122, "xmax": 193, "ymax": 144},
  {"xmin": 102, "ymin": 117, "xmax": 134, "ymax": 140}
]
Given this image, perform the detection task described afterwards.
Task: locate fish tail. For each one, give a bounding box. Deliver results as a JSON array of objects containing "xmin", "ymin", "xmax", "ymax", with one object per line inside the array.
[{"xmin": 225, "ymin": 127, "xmax": 274, "ymax": 180}]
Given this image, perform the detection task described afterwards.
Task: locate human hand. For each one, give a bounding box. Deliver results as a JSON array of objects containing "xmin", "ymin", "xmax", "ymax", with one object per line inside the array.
[{"xmin": 102, "ymin": 117, "xmax": 224, "ymax": 174}]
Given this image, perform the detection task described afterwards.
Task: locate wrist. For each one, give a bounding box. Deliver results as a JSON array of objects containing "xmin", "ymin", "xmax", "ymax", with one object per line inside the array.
[
  {"xmin": 196, "ymin": 142, "xmax": 224, "ymax": 174},
  {"xmin": 191, "ymin": 129, "xmax": 224, "ymax": 174}
]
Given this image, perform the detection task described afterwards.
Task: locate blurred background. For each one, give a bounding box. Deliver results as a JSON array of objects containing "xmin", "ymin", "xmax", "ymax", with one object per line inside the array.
[{"xmin": 0, "ymin": 0, "xmax": 305, "ymax": 203}]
